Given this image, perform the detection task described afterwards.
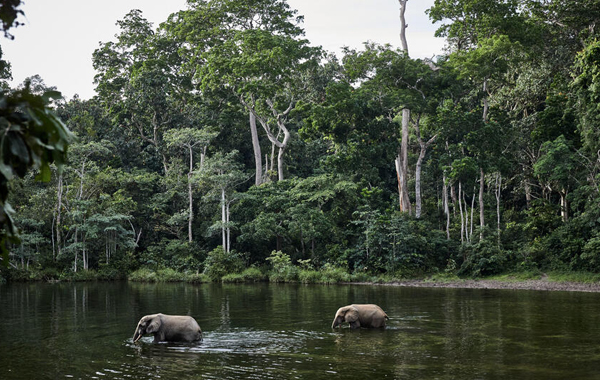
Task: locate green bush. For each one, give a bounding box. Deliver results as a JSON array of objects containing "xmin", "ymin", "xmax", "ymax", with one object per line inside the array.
[
  {"xmin": 222, "ymin": 267, "xmax": 266, "ymax": 283},
  {"xmin": 458, "ymin": 240, "xmax": 510, "ymax": 277},
  {"xmin": 128, "ymin": 268, "xmax": 209, "ymax": 283},
  {"xmin": 297, "ymin": 265, "xmax": 358, "ymax": 284},
  {"xmin": 64, "ymin": 270, "xmax": 100, "ymax": 282},
  {"xmin": 128, "ymin": 268, "xmax": 158, "ymax": 282},
  {"xmin": 298, "ymin": 269, "xmax": 322, "ymax": 283},
  {"xmin": 203, "ymin": 247, "xmax": 245, "ymax": 281},
  {"xmin": 266, "ymin": 251, "xmax": 298, "ymax": 282}
]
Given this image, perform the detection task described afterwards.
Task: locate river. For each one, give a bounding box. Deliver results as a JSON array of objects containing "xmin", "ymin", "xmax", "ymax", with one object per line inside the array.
[{"xmin": 1, "ymin": 282, "xmax": 599, "ymax": 379}]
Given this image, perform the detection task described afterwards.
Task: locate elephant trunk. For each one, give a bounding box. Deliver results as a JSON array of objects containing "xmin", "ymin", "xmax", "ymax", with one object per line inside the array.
[
  {"xmin": 133, "ymin": 328, "xmax": 143, "ymax": 343},
  {"xmin": 332, "ymin": 315, "xmax": 342, "ymax": 329}
]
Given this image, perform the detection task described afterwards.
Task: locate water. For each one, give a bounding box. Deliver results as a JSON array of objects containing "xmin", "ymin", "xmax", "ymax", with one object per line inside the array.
[{"xmin": 1, "ymin": 282, "xmax": 600, "ymax": 379}]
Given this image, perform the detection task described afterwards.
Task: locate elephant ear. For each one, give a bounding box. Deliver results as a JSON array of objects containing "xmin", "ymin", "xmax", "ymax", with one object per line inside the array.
[
  {"xmin": 345, "ymin": 307, "xmax": 359, "ymax": 323},
  {"xmin": 146, "ymin": 318, "xmax": 160, "ymax": 334}
]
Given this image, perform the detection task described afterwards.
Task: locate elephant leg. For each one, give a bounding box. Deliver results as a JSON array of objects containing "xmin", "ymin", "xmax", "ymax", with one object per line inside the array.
[{"xmin": 349, "ymin": 321, "xmax": 361, "ymax": 329}]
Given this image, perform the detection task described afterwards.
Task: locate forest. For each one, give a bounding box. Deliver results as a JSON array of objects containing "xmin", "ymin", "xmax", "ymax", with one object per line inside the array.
[{"xmin": 2, "ymin": 0, "xmax": 600, "ymax": 283}]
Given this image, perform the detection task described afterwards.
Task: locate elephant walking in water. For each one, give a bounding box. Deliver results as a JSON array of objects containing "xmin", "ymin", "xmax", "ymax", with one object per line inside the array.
[
  {"xmin": 133, "ymin": 313, "xmax": 203, "ymax": 343},
  {"xmin": 331, "ymin": 304, "xmax": 389, "ymax": 329}
]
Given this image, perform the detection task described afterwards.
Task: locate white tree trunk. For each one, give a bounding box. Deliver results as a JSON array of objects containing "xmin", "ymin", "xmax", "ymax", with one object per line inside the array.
[
  {"xmin": 74, "ymin": 228, "xmax": 78, "ymax": 272},
  {"xmin": 470, "ymin": 186, "xmax": 476, "ymax": 242},
  {"xmin": 443, "ymin": 175, "xmax": 450, "ymax": 240},
  {"xmin": 479, "ymin": 167, "xmax": 485, "ymax": 241},
  {"xmin": 55, "ymin": 173, "xmax": 63, "ymax": 262},
  {"xmin": 226, "ymin": 201, "xmax": 231, "ymax": 253},
  {"xmin": 560, "ymin": 190, "xmax": 568, "ymax": 222},
  {"xmin": 495, "ymin": 173, "xmax": 502, "ymax": 246},
  {"xmin": 458, "ymin": 181, "xmax": 464, "ymax": 244},
  {"xmin": 414, "ymin": 117, "xmax": 437, "ymax": 218},
  {"xmin": 188, "ymin": 142, "xmax": 194, "ymax": 243},
  {"xmin": 398, "ymin": 0, "xmax": 409, "ymax": 53},
  {"xmin": 221, "ymin": 187, "xmax": 227, "ymax": 251},
  {"xmin": 250, "ymin": 111, "xmax": 263, "ymax": 186}
]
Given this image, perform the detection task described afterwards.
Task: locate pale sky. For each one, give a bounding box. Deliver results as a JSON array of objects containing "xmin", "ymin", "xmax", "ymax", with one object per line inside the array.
[{"xmin": 1, "ymin": 0, "xmax": 445, "ymax": 100}]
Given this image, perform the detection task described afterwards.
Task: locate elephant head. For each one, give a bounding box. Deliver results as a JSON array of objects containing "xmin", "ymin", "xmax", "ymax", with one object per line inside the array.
[
  {"xmin": 133, "ymin": 314, "xmax": 160, "ymax": 343},
  {"xmin": 332, "ymin": 305, "xmax": 360, "ymax": 328}
]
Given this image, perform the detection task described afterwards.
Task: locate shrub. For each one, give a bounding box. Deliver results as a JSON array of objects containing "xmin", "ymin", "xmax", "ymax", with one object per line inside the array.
[
  {"xmin": 298, "ymin": 265, "xmax": 356, "ymax": 284},
  {"xmin": 128, "ymin": 268, "xmax": 209, "ymax": 283},
  {"xmin": 266, "ymin": 251, "xmax": 298, "ymax": 282},
  {"xmin": 298, "ymin": 269, "xmax": 322, "ymax": 283},
  {"xmin": 222, "ymin": 267, "xmax": 266, "ymax": 283},
  {"xmin": 203, "ymin": 246, "xmax": 245, "ymax": 281},
  {"xmin": 458, "ymin": 240, "xmax": 510, "ymax": 277},
  {"xmin": 65, "ymin": 270, "xmax": 100, "ymax": 282},
  {"xmin": 128, "ymin": 268, "xmax": 158, "ymax": 282},
  {"xmin": 319, "ymin": 263, "xmax": 350, "ymax": 284}
]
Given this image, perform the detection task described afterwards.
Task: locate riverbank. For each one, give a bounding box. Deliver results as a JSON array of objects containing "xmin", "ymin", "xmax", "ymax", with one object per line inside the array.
[
  {"xmin": 4, "ymin": 266, "xmax": 600, "ymax": 293},
  {"xmin": 366, "ymin": 277, "xmax": 600, "ymax": 293}
]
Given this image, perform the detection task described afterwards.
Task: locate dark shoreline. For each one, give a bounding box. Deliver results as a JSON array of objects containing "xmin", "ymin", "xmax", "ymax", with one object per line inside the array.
[{"xmin": 357, "ymin": 279, "xmax": 600, "ymax": 293}]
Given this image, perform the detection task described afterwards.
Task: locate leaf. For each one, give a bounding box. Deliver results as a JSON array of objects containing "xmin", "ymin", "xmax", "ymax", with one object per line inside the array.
[{"xmin": 35, "ymin": 161, "xmax": 51, "ymax": 182}]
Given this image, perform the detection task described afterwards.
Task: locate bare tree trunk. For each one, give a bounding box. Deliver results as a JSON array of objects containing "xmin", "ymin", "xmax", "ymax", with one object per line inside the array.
[
  {"xmin": 241, "ymin": 97, "xmax": 293, "ymax": 182},
  {"xmin": 221, "ymin": 188, "xmax": 227, "ymax": 252},
  {"xmin": 458, "ymin": 181, "xmax": 464, "ymax": 244},
  {"xmin": 396, "ymin": 1, "xmax": 411, "ymax": 215},
  {"xmin": 395, "ymin": 109, "xmax": 412, "ymax": 214},
  {"xmin": 450, "ymin": 183, "xmax": 457, "ymax": 216},
  {"xmin": 395, "ymin": 156, "xmax": 403, "ymax": 210},
  {"xmin": 479, "ymin": 78, "xmax": 489, "ymax": 241},
  {"xmin": 83, "ymin": 234, "xmax": 88, "ymax": 270},
  {"xmin": 398, "ymin": 0, "xmax": 409, "ymax": 53},
  {"xmin": 250, "ymin": 111, "xmax": 263, "ymax": 186},
  {"xmin": 226, "ymin": 200, "xmax": 231, "ymax": 253},
  {"xmin": 74, "ymin": 228, "xmax": 78, "ymax": 272},
  {"xmin": 479, "ymin": 167, "xmax": 485, "ymax": 241},
  {"xmin": 524, "ymin": 179, "xmax": 532, "ymax": 209},
  {"xmin": 277, "ymin": 145, "xmax": 286, "ymax": 182},
  {"xmin": 414, "ymin": 116, "xmax": 437, "ymax": 218},
  {"xmin": 55, "ymin": 173, "xmax": 63, "ymax": 262},
  {"xmin": 560, "ymin": 190, "xmax": 569, "ymax": 222},
  {"xmin": 495, "ymin": 173, "xmax": 502, "ymax": 246},
  {"xmin": 470, "ymin": 186, "xmax": 476, "ymax": 241},
  {"xmin": 188, "ymin": 142, "xmax": 194, "ymax": 244},
  {"xmin": 443, "ymin": 174, "xmax": 450, "ymax": 240},
  {"xmin": 482, "ymin": 78, "xmax": 490, "ymax": 123}
]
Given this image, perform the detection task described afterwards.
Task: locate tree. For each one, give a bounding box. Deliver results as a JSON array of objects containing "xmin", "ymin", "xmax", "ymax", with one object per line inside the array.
[
  {"xmin": 170, "ymin": 0, "xmax": 321, "ymax": 182},
  {"xmin": 93, "ymin": 9, "xmax": 183, "ymax": 176},
  {"xmin": 0, "ymin": 81, "xmax": 73, "ymax": 264},
  {"xmin": 198, "ymin": 151, "xmax": 247, "ymax": 253},
  {"xmin": 165, "ymin": 126, "xmax": 217, "ymax": 243},
  {"xmin": 342, "ymin": 43, "xmax": 439, "ymax": 216}
]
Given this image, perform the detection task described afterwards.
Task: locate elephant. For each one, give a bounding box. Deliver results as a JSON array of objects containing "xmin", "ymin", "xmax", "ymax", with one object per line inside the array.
[
  {"xmin": 331, "ymin": 304, "xmax": 389, "ymax": 329},
  {"xmin": 132, "ymin": 313, "xmax": 203, "ymax": 343}
]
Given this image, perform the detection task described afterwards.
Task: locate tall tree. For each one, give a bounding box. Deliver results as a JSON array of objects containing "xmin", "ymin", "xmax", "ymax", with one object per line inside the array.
[
  {"xmin": 93, "ymin": 9, "xmax": 183, "ymax": 175},
  {"xmin": 169, "ymin": 0, "xmax": 321, "ymax": 182},
  {"xmin": 165, "ymin": 126, "xmax": 217, "ymax": 243},
  {"xmin": 198, "ymin": 151, "xmax": 247, "ymax": 253}
]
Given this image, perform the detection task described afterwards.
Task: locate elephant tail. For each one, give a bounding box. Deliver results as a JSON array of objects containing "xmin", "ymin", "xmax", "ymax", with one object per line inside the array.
[{"xmin": 384, "ymin": 313, "xmax": 390, "ymax": 320}]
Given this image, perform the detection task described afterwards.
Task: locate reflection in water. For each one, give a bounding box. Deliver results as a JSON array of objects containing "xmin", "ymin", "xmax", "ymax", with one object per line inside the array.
[{"xmin": 1, "ymin": 283, "xmax": 600, "ymax": 379}]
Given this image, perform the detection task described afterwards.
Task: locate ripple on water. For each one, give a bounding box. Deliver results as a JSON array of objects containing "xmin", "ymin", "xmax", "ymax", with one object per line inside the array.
[{"xmin": 119, "ymin": 329, "xmax": 328, "ymax": 380}]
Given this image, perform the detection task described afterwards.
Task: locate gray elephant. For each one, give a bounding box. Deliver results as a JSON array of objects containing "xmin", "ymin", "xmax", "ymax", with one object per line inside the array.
[
  {"xmin": 331, "ymin": 304, "xmax": 389, "ymax": 329},
  {"xmin": 132, "ymin": 313, "xmax": 203, "ymax": 343}
]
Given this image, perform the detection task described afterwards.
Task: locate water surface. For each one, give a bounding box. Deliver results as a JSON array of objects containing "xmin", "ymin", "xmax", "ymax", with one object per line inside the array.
[{"xmin": 1, "ymin": 282, "xmax": 599, "ymax": 379}]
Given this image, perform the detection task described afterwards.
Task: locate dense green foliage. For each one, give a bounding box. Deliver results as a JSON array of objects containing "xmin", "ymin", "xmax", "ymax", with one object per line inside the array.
[{"xmin": 2, "ymin": 0, "xmax": 600, "ymax": 283}]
